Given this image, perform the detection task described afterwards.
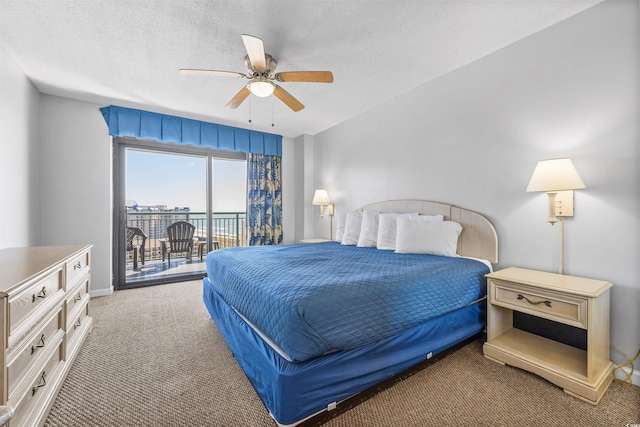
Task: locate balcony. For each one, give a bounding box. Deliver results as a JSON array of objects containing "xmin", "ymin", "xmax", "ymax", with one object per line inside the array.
[{"xmin": 125, "ymin": 211, "xmax": 245, "ymax": 283}]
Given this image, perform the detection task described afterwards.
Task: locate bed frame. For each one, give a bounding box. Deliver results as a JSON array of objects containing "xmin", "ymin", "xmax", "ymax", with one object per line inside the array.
[{"xmin": 204, "ymin": 200, "xmax": 498, "ymax": 426}]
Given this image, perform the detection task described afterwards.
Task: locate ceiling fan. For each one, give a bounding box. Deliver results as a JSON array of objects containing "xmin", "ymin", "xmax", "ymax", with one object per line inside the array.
[{"xmin": 180, "ymin": 34, "xmax": 333, "ymax": 112}]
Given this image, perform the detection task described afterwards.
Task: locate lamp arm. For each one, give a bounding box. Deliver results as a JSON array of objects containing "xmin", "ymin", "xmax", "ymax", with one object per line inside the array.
[
  {"xmin": 559, "ymin": 216, "xmax": 564, "ymax": 274},
  {"xmin": 330, "ymin": 215, "xmax": 333, "ymax": 241},
  {"xmin": 546, "ymin": 192, "xmax": 558, "ymax": 225},
  {"xmin": 328, "ymin": 203, "xmax": 334, "ymax": 240}
]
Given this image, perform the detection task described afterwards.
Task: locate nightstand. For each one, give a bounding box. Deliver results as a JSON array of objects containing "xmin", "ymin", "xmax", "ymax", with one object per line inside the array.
[
  {"xmin": 483, "ymin": 267, "xmax": 613, "ymax": 404},
  {"xmin": 299, "ymin": 238, "xmax": 332, "ymax": 243}
]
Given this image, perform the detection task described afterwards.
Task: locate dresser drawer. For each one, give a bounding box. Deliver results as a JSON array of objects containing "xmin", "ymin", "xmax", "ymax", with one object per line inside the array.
[
  {"xmin": 6, "ymin": 307, "xmax": 64, "ymax": 402},
  {"xmin": 491, "ymin": 280, "xmax": 588, "ymax": 329},
  {"xmin": 8, "ymin": 340, "xmax": 64, "ymax": 427},
  {"xmin": 8, "ymin": 268, "xmax": 65, "ymax": 340},
  {"xmin": 66, "ymin": 299, "xmax": 90, "ymax": 355},
  {"xmin": 65, "ymin": 250, "xmax": 90, "ymax": 288},
  {"xmin": 66, "ymin": 275, "xmax": 90, "ymax": 325}
]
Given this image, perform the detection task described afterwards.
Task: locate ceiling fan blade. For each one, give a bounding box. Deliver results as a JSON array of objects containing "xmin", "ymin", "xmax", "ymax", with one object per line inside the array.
[
  {"xmin": 275, "ymin": 71, "xmax": 334, "ymax": 83},
  {"xmin": 180, "ymin": 69, "xmax": 246, "ymax": 78},
  {"xmin": 225, "ymin": 87, "xmax": 251, "ymax": 109},
  {"xmin": 273, "ymin": 85, "xmax": 304, "ymax": 112},
  {"xmin": 241, "ymin": 34, "xmax": 267, "ymax": 71}
]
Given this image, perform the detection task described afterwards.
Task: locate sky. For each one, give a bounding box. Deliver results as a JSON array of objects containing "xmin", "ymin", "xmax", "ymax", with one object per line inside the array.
[{"xmin": 126, "ymin": 149, "xmax": 246, "ymax": 213}]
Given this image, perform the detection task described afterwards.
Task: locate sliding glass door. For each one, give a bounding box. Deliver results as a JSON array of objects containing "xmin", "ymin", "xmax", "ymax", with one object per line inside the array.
[
  {"xmin": 212, "ymin": 158, "xmax": 247, "ymax": 249},
  {"xmin": 114, "ymin": 137, "xmax": 246, "ymax": 289}
]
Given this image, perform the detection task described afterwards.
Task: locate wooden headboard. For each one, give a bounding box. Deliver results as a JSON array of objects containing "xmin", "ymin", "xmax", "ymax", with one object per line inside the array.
[{"xmin": 360, "ymin": 200, "xmax": 498, "ymax": 264}]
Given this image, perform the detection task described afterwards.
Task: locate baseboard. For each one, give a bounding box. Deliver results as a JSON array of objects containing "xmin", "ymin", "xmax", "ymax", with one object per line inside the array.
[
  {"xmin": 90, "ymin": 286, "xmax": 114, "ymax": 297},
  {"xmin": 613, "ymin": 364, "xmax": 640, "ymax": 387}
]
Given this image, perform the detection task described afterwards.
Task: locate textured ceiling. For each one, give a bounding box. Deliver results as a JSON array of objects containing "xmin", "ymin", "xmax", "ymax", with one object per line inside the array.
[{"xmin": 0, "ymin": 1, "xmax": 602, "ymax": 138}]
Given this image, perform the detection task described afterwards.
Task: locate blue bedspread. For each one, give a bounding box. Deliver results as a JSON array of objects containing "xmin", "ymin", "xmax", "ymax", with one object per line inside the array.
[{"xmin": 205, "ymin": 242, "xmax": 489, "ymax": 362}]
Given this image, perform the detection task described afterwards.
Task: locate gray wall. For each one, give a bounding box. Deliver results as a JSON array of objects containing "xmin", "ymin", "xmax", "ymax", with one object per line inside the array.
[
  {"xmin": 39, "ymin": 95, "xmax": 113, "ymax": 296},
  {"xmin": 0, "ymin": 48, "xmax": 41, "ymax": 247},
  {"xmin": 312, "ymin": 1, "xmax": 639, "ymax": 365}
]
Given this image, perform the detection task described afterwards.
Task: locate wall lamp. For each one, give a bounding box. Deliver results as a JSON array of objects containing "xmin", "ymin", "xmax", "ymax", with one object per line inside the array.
[
  {"xmin": 526, "ymin": 158, "xmax": 585, "ymax": 274},
  {"xmin": 312, "ymin": 189, "xmax": 335, "ymax": 240}
]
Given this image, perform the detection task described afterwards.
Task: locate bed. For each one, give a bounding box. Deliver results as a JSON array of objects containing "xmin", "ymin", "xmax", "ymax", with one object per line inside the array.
[{"xmin": 203, "ymin": 200, "xmax": 498, "ymax": 426}]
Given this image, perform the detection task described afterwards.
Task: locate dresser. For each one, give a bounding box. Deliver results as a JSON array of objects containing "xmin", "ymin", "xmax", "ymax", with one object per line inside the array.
[
  {"xmin": 0, "ymin": 245, "xmax": 93, "ymax": 426},
  {"xmin": 483, "ymin": 267, "xmax": 613, "ymax": 404}
]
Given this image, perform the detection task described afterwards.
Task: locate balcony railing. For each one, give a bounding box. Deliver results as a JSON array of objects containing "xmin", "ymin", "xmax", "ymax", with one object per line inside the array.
[{"xmin": 125, "ymin": 211, "xmax": 246, "ymax": 264}]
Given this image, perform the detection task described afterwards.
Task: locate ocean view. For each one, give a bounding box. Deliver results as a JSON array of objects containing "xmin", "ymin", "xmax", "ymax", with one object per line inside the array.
[{"xmin": 126, "ymin": 210, "xmax": 246, "ymax": 264}]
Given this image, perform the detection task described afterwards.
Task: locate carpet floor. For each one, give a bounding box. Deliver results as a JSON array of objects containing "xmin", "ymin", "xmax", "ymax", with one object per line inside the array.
[{"xmin": 45, "ymin": 280, "xmax": 639, "ymax": 426}]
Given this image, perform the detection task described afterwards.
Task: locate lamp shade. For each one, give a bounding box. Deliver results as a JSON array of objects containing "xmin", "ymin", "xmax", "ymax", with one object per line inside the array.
[
  {"xmin": 312, "ymin": 189, "xmax": 331, "ymax": 205},
  {"xmin": 526, "ymin": 158, "xmax": 585, "ymax": 192}
]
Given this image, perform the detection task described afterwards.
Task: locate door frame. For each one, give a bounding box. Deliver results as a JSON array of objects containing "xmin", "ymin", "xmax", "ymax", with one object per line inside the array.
[{"xmin": 113, "ymin": 136, "xmax": 245, "ymax": 290}]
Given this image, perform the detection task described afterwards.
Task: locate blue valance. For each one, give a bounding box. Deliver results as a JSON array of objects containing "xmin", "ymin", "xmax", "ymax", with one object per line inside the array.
[{"xmin": 100, "ymin": 105, "xmax": 282, "ymax": 156}]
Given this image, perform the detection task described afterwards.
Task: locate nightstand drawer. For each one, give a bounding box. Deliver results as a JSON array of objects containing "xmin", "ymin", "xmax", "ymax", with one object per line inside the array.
[{"xmin": 492, "ymin": 280, "xmax": 588, "ymax": 329}]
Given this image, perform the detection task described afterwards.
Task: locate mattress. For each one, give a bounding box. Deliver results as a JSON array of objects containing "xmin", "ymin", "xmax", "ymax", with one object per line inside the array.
[
  {"xmin": 203, "ymin": 276, "xmax": 486, "ymax": 425},
  {"xmin": 205, "ymin": 241, "xmax": 489, "ymax": 362}
]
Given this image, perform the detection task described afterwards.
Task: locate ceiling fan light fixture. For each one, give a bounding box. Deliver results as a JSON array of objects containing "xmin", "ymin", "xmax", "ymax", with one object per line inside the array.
[
  {"xmin": 248, "ymin": 78, "xmax": 275, "ymax": 97},
  {"xmin": 181, "ymin": 35, "xmax": 331, "ymax": 111}
]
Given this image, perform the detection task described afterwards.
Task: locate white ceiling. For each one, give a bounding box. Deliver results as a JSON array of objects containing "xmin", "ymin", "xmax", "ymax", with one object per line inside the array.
[{"xmin": 0, "ymin": 1, "xmax": 602, "ymax": 139}]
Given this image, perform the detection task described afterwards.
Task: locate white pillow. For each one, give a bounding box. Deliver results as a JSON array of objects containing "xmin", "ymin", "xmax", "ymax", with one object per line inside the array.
[
  {"xmin": 395, "ymin": 219, "xmax": 462, "ymax": 257},
  {"xmin": 415, "ymin": 214, "xmax": 444, "ymax": 221},
  {"xmin": 357, "ymin": 210, "xmax": 379, "ymax": 247},
  {"xmin": 376, "ymin": 212, "xmax": 419, "ymax": 250},
  {"xmin": 341, "ymin": 212, "xmax": 363, "ymax": 245},
  {"xmin": 334, "ymin": 213, "xmax": 347, "ymax": 242}
]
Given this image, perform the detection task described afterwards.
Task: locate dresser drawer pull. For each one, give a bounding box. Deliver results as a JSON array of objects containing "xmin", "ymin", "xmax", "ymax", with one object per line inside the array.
[
  {"xmin": 74, "ymin": 318, "xmax": 82, "ymax": 330},
  {"xmin": 74, "ymin": 292, "xmax": 82, "ymax": 302},
  {"xmin": 73, "ymin": 261, "xmax": 82, "ymax": 270},
  {"xmin": 517, "ymin": 294, "xmax": 552, "ymax": 307},
  {"xmin": 32, "ymin": 371, "xmax": 46, "ymax": 396},
  {"xmin": 31, "ymin": 333, "xmax": 46, "ymax": 355},
  {"xmin": 32, "ymin": 286, "xmax": 47, "ymax": 303}
]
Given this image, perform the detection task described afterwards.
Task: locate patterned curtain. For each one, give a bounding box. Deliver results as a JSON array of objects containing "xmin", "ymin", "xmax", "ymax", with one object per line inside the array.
[{"xmin": 246, "ymin": 153, "xmax": 283, "ymax": 245}]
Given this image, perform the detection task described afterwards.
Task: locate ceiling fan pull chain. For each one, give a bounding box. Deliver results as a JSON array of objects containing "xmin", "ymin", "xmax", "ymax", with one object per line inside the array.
[
  {"xmin": 271, "ymin": 97, "xmax": 275, "ymax": 127},
  {"xmin": 248, "ymin": 96, "xmax": 252, "ymax": 123}
]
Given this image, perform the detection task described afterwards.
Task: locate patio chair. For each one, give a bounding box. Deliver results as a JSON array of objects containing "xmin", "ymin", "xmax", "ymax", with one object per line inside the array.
[
  {"xmin": 162, "ymin": 221, "xmax": 196, "ymax": 266},
  {"xmin": 197, "ymin": 238, "xmax": 221, "ymax": 261},
  {"xmin": 125, "ymin": 227, "xmax": 147, "ymax": 270}
]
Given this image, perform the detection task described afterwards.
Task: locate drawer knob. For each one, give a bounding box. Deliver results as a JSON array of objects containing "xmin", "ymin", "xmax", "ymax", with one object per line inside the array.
[
  {"xmin": 74, "ymin": 261, "xmax": 82, "ymax": 270},
  {"xmin": 74, "ymin": 292, "xmax": 82, "ymax": 302},
  {"xmin": 517, "ymin": 294, "xmax": 552, "ymax": 308},
  {"xmin": 74, "ymin": 318, "xmax": 82, "ymax": 330},
  {"xmin": 31, "ymin": 333, "xmax": 46, "ymax": 355},
  {"xmin": 32, "ymin": 371, "xmax": 47, "ymax": 396},
  {"xmin": 32, "ymin": 286, "xmax": 47, "ymax": 303}
]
